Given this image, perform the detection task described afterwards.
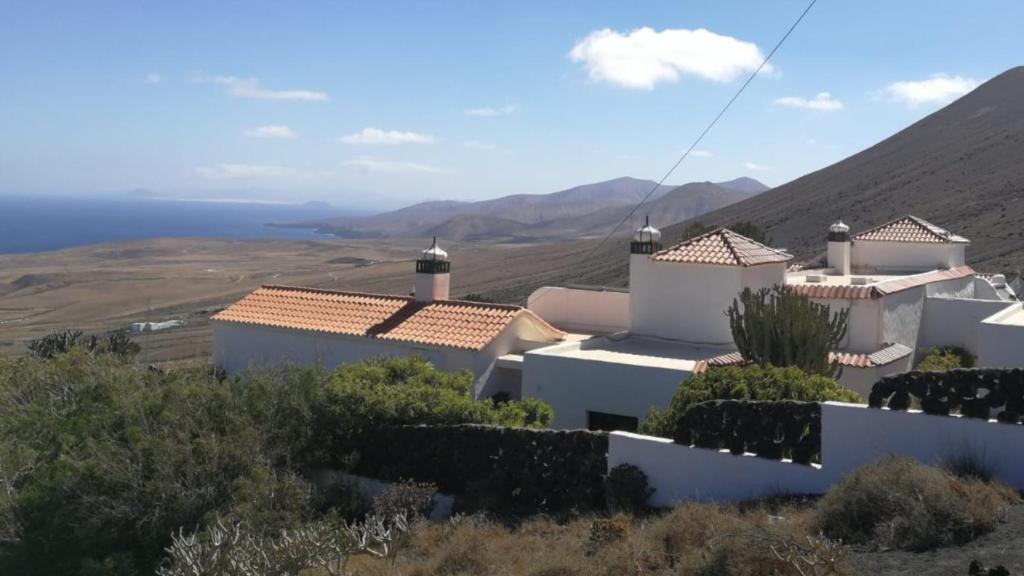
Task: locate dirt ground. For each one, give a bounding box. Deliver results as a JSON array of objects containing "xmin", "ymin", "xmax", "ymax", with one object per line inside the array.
[
  {"xmin": 850, "ymin": 505, "xmax": 1024, "ymax": 575},
  {"xmin": 0, "ymin": 236, "xmax": 591, "ymax": 363}
]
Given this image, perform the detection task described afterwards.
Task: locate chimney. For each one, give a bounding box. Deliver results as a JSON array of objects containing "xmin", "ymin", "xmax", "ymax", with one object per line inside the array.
[
  {"xmin": 827, "ymin": 220, "xmax": 851, "ymax": 275},
  {"xmin": 414, "ymin": 237, "xmax": 450, "ymax": 302}
]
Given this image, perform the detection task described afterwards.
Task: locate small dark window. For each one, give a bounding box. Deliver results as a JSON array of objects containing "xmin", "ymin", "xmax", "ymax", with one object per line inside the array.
[{"xmin": 587, "ymin": 411, "xmax": 639, "ymax": 432}]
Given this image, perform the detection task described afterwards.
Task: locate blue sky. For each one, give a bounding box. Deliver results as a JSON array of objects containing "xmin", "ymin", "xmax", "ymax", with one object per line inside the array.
[{"xmin": 1, "ymin": 1, "xmax": 1022, "ymax": 209}]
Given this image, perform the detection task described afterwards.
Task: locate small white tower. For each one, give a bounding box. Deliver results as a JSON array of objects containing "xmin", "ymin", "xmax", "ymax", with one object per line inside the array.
[
  {"xmin": 827, "ymin": 219, "xmax": 851, "ymax": 276},
  {"xmin": 628, "ymin": 217, "xmax": 662, "ymax": 331},
  {"xmin": 414, "ymin": 236, "xmax": 450, "ymax": 303}
]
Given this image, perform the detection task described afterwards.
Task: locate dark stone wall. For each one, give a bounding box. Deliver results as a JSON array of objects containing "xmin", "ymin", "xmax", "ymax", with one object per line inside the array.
[
  {"xmin": 672, "ymin": 400, "xmax": 821, "ymax": 465},
  {"xmin": 869, "ymin": 368, "xmax": 1024, "ymax": 423},
  {"xmin": 351, "ymin": 424, "xmax": 608, "ymax": 515}
]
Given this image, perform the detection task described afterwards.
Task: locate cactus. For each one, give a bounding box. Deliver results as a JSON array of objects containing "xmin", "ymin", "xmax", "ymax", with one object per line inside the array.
[{"xmin": 727, "ymin": 285, "xmax": 849, "ymax": 378}]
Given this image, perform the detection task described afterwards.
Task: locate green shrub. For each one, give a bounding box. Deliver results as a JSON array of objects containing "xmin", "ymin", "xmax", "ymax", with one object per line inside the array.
[
  {"xmin": 727, "ymin": 286, "xmax": 850, "ymax": 377},
  {"xmin": 0, "ymin": 351, "xmax": 551, "ymax": 575},
  {"xmin": 641, "ymin": 365, "xmax": 861, "ymax": 438},
  {"xmin": 313, "ymin": 356, "xmax": 553, "ymax": 456},
  {"xmin": 27, "ymin": 329, "xmax": 140, "ymax": 360},
  {"xmin": 605, "ymin": 464, "xmax": 653, "ymax": 514},
  {"xmin": 814, "ymin": 456, "xmax": 1019, "ymax": 551},
  {"xmin": 916, "ymin": 346, "xmax": 978, "ymax": 371}
]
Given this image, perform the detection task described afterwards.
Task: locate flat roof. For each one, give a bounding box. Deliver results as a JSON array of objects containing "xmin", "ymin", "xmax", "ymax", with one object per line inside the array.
[{"xmin": 527, "ymin": 334, "xmax": 734, "ymax": 371}]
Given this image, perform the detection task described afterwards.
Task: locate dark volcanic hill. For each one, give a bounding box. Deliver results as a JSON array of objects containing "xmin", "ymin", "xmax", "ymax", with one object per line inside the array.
[{"xmin": 480, "ymin": 66, "xmax": 1024, "ymax": 301}]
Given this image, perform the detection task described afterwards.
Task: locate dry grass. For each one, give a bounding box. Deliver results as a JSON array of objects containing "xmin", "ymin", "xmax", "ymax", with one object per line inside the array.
[
  {"xmin": 814, "ymin": 456, "xmax": 1020, "ymax": 551},
  {"xmin": 344, "ymin": 503, "xmax": 854, "ymax": 576}
]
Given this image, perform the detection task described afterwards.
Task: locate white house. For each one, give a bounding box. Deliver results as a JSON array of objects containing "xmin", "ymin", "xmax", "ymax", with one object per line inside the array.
[
  {"xmin": 212, "ymin": 215, "xmax": 1023, "ymax": 432},
  {"xmin": 521, "ymin": 215, "xmax": 1022, "ymax": 430},
  {"xmin": 212, "ymin": 238, "xmax": 566, "ymax": 398}
]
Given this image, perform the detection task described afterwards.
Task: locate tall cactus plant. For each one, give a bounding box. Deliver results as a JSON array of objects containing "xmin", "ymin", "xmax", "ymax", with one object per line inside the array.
[{"xmin": 727, "ymin": 285, "xmax": 849, "ymax": 377}]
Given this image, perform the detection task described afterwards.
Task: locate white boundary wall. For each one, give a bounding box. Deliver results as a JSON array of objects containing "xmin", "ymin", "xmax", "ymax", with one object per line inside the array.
[
  {"xmin": 610, "ymin": 401, "xmax": 1024, "ymax": 505},
  {"xmin": 527, "ymin": 286, "xmax": 629, "ymax": 334}
]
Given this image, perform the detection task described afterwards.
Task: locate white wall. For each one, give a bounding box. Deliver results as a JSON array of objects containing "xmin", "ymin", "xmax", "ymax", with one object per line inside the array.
[
  {"xmin": 814, "ymin": 298, "xmax": 880, "ymax": 352},
  {"xmin": 214, "ymin": 322, "xmax": 480, "ymax": 376},
  {"xmin": 852, "ymin": 241, "xmax": 964, "ymax": 271},
  {"xmin": 820, "ymin": 402, "xmax": 1024, "ymax": 488},
  {"xmin": 608, "ymin": 433, "xmax": 826, "ymax": 505},
  {"xmin": 522, "ymin": 343, "xmax": 691, "ymax": 429},
  {"xmin": 630, "ymin": 262, "xmax": 743, "ymax": 344},
  {"xmin": 880, "ymin": 287, "xmax": 925, "ymax": 349},
  {"xmin": 527, "ymin": 286, "xmax": 630, "ymax": 334},
  {"xmin": 214, "ymin": 320, "xmax": 539, "ymax": 400},
  {"xmin": 919, "ymin": 296, "xmax": 1016, "ymax": 351},
  {"xmin": 976, "ymin": 304, "xmax": 1024, "ymax": 368},
  {"xmin": 608, "ymin": 401, "xmax": 1024, "ymax": 505}
]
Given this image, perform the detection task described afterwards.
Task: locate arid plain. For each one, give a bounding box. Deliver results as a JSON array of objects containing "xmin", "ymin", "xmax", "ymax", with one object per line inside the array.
[{"xmin": 0, "ymin": 236, "xmax": 593, "ymax": 363}]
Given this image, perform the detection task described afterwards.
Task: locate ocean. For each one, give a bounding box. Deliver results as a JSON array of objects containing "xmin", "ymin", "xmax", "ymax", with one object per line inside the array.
[{"xmin": 0, "ymin": 196, "xmax": 359, "ymax": 254}]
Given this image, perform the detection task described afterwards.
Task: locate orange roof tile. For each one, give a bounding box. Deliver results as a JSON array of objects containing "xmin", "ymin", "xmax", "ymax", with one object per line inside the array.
[
  {"xmin": 212, "ymin": 285, "xmax": 564, "ymax": 351},
  {"xmin": 853, "ymin": 215, "xmax": 969, "ymax": 244},
  {"xmin": 651, "ymin": 228, "xmax": 793, "ymax": 267},
  {"xmin": 789, "ymin": 266, "xmax": 976, "ymax": 300}
]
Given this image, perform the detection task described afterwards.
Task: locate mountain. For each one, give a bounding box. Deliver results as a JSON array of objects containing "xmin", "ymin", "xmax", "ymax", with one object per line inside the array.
[
  {"xmin": 715, "ymin": 177, "xmax": 771, "ymax": 195},
  {"xmin": 283, "ymin": 176, "xmax": 767, "ymax": 242},
  {"xmin": 524, "ymin": 182, "xmax": 750, "ymax": 239},
  {"xmin": 482, "ymin": 66, "xmax": 1024, "ymax": 300}
]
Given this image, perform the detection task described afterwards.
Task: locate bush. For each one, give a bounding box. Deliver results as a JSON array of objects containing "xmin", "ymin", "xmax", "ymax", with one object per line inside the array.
[
  {"xmin": 605, "ymin": 464, "xmax": 653, "ymax": 514},
  {"xmin": 371, "ymin": 480, "xmax": 437, "ymax": 519},
  {"xmin": 727, "ymin": 286, "xmax": 849, "ymax": 377},
  {"xmin": 0, "ymin": 352, "xmax": 551, "ymax": 575},
  {"xmin": 814, "ymin": 456, "xmax": 1019, "ymax": 551},
  {"xmin": 313, "ymin": 356, "xmax": 553, "ymax": 458},
  {"xmin": 641, "ymin": 365, "xmax": 861, "ymax": 438},
  {"xmin": 916, "ymin": 346, "xmax": 978, "ymax": 371},
  {"xmin": 27, "ymin": 329, "xmax": 141, "ymax": 360}
]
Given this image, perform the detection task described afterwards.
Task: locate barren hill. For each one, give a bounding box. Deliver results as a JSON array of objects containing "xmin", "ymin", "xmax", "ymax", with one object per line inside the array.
[
  {"xmin": 283, "ymin": 176, "xmax": 766, "ymax": 242},
  {"xmin": 489, "ymin": 66, "xmax": 1024, "ymax": 298}
]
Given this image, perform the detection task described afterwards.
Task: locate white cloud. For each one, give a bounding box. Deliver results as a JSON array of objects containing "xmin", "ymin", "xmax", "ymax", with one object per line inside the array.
[
  {"xmin": 882, "ymin": 74, "xmax": 978, "ymax": 107},
  {"xmin": 242, "ymin": 125, "xmax": 298, "ymax": 139},
  {"xmin": 568, "ymin": 27, "xmax": 770, "ymax": 90},
  {"xmin": 144, "ymin": 73, "xmax": 162, "ymax": 85},
  {"xmin": 773, "ymin": 92, "xmax": 844, "ymax": 111},
  {"xmin": 689, "ymin": 149, "xmax": 714, "ymax": 157},
  {"xmin": 193, "ymin": 74, "xmax": 328, "ymax": 101},
  {"xmin": 744, "ymin": 161, "xmax": 772, "ymax": 171},
  {"xmin": 463, "ymin": 140, "xmax": 496, "ymax": 151},
  {"xmin": 464, "ymin": 104, "xmax": 519, "ymax": 117},
  {"xmin": 342, "ymin": 156, "xmax": 446, "ymax": 174},
  {"xmin": 337, "ymin": 127, "xmax": 435, "ymax": 145},
  {"xmin": 195, "ymin": 164, "xmax": 294, "ymax": 180}
]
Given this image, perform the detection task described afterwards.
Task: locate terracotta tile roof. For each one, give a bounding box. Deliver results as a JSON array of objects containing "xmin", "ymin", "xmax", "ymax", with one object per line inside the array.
[
  {"xmin": 693, "ymin": 343, "xmax": 913, "ymax": 373},
  {"xmin": 212, "ymin": 285, "xmax": 565, "ymax": 351},
  {"xmin": 853, "ymin": 215, "xmax": 969, "ymax": 244},
  {"xmin": 789, "ymin": 266, "xmax": 976, "ymax": 300},
  {"xmin": 651, "ymin": 228, "xmax": 793, "ymax": 267}
]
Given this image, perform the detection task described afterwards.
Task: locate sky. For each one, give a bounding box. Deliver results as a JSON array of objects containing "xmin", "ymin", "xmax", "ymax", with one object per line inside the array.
[{"xmin": 1, "ymin": 0, "xmax": 1022, "ymax": 210}]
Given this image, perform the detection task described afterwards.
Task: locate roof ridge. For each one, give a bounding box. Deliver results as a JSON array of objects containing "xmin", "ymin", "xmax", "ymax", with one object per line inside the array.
[
  {"xmin": 718, "ymin": 229, "xmax": 743, "ymax": 266},
  {"xmin": 258, "ymin": 284, "xmax": 524, "ymax": 311}
]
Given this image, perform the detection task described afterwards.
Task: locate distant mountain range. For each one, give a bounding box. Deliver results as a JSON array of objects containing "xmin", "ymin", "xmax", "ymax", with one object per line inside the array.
[
  {"xmin": 476, "ymin": 66, "xmax": 1024, "ymax": 302},
  {"xmin": 280, "ymin": 176, "xmax": 769, "ymax": 242}
]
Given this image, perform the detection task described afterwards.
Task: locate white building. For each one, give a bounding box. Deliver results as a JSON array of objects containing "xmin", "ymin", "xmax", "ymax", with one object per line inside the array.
[
  {"xmin": 522, "ymin": 215, "xmax": 1022, "ymax": 430},
  {"xmin": 212, "ymin": 238, "xmax": 566, "ymax": 398},
  {"xmin": 213, "ymin": 216, "xmax": 1023, "ymax": 432}
]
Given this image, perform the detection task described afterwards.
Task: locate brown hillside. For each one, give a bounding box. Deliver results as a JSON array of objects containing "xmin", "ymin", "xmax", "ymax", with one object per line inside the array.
[{"xmin": 484, "ymin": 66, "xmax": 1024, "ymax": 301}]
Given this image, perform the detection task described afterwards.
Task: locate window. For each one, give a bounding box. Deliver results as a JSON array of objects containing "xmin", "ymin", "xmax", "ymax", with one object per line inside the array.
[{"xmin": 587, "ymin": 411, "xmax": 638, "ymax": 432}]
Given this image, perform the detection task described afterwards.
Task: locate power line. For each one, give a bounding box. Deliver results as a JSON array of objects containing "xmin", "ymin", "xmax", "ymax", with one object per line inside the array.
[{"xmin": 578, "ymin": 0, "xmax": 819, "ymax": 264}]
